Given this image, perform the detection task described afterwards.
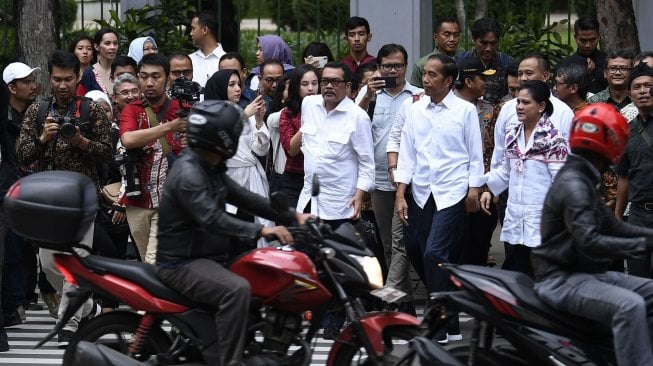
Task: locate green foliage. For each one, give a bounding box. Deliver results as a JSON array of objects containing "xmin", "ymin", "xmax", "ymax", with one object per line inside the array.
[
  {"xmin": 94, "ymin": 0, "xmax": 196, "ymax": 56},
  {"xmin": 60, "ymin": 0, "xmax": 77, "ymax": 33},
  {"xmin": 499, "ymin": 12, "xmax": 574, "ymax": 68},
  {"xmin": 261, "ymin": 0, "xmax": 349, "ymax": 32},
  {"xmin": 239, "ymin": 29, "xmax": 348, "ymax": 69}
]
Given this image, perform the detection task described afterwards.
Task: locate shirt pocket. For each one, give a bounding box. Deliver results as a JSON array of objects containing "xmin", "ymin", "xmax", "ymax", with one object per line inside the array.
[{"xmin": 325, "ymin": 130, "xmax": 351, "ymax": 157}]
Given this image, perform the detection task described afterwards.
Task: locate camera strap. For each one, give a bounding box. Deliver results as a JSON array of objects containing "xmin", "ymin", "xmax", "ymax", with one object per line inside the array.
[{"xmin": 141, "ymin": 97, "xmax": 172, "ymax": 155}]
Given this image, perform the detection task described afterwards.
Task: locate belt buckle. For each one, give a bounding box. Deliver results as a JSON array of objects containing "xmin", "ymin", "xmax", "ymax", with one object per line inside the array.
[{"xmin": 645, "ymin": 203, "xmax": 653, "ymax": 211}]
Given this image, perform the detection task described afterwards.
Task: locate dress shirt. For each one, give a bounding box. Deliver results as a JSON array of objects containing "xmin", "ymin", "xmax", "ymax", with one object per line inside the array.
[
  {"xmin": 297, "ymin": 95, "xmax": 375, "ymax": 220},
  {"xmin": 189, "ymin": 43, "xmax": 226, "ymax": 87},
  {"xmin": 386, "ymin": 94, "xmax": 426, "ymax": 154},
  {"xmin": 394, "ymin": 90, "xmax": 485, "ymax": 210},
  {"xmin": 491, "ymin": 94, "xmax": 573, "ymax": 170},
  {"xmin": 356, "ymin": 83, "xmax": 422, "ymax": 191}
]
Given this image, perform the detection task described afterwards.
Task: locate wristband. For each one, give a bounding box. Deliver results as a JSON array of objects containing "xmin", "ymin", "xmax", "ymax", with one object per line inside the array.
[{"xmin": 387, "ymin": 165, "xmax": 397, "ymax": 172}]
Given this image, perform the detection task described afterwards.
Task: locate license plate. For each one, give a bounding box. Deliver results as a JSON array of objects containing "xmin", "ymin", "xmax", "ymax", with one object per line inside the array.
[{"xmin": 370, "ymin": 287, "xmax": 407, "ymax": 303}]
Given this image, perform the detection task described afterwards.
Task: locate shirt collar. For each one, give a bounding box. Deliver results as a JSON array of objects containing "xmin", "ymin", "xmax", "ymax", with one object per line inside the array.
[
  {"xmin": 427, "ymin": 90, "xmax": 456, "ymax": 109},
  {"xmin": 378, "ymin": 81, "xmax": 421, "ymax": 97},
  {"xmin": 194, "ymin": 43, "xmax": 223, "ymax": 59}
]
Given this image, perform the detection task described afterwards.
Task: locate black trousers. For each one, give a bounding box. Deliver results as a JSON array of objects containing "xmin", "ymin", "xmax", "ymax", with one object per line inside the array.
[
  {"xmin": 157, "ymin": 258, "xmax": 250, "ymax": 365},
  {"xmin": 627, "ymin": 206, "xmax": 653, "ymax": 278}
]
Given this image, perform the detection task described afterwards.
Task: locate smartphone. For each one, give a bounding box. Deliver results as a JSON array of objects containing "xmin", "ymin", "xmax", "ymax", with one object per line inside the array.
[
  {"xmin": 374, "ymin": 76, "xmax": 397, "ymax": 88},
  {"xmin": 314, "ymin": 56, "xmax": 328, "ymax": 69}
]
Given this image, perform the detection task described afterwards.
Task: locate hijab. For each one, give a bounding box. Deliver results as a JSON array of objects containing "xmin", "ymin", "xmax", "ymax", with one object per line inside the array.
[
  {"xmin": 204, "ymin": 69, "xmax": 240, "ymax": 101},
  {"xmin": 250, "ymin": 35, "xmax": 295, "ymax": 75},
  {"xmin": 127, "ymin": 36, "xmax": 157, "ymax": 63}
]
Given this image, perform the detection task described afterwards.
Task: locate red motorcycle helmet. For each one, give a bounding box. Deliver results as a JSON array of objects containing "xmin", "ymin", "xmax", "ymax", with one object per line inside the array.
[{"xmin": 569, "ymin": 103, "xmax": 629, "ymax": 165}]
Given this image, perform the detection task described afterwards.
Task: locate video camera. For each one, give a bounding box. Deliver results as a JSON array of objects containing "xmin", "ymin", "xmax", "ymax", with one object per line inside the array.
[{"xmin": 170, "ymin": 77, "xmax": 202, "ymax": 117}]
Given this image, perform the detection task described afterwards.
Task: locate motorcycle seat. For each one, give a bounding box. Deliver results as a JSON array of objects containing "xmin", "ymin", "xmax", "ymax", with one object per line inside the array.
[
  {"xmin": 456, "ymin": 265, "xmax": 612, "ymax": 338},
  {"xmin": 82, "ymin": 255, "xmax": 196, "ymax": 307}
]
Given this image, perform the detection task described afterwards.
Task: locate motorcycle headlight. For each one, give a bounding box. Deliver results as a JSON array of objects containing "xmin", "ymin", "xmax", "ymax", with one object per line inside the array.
[{"xmin": 350, "ymin": 255, "xmax": 383, "ymax": 289}]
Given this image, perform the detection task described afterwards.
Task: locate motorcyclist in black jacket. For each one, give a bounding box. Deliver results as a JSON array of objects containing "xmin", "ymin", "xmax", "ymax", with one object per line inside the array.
[
  {"xmin": 532, "ymin": 103, "xmax": 653, "ymax": 366},
  {"xmin": 155, "ymin": 100, "xmax": 306, "ymax": 366}
]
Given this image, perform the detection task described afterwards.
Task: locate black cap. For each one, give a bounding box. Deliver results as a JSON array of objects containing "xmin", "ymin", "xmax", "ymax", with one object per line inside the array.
[
  {"xmin": 457, "ymin": 57, "xmax": 496, "ymax": 83},
  {"xmin": 628, "ymin": 62, "xmax": 653, "ymax": 89}
]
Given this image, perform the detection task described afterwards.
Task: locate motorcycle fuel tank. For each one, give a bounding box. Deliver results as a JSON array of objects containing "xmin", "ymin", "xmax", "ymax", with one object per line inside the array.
[{"xmin": 230, "ymin": 247, "xmax": 331, "ymax": 312}]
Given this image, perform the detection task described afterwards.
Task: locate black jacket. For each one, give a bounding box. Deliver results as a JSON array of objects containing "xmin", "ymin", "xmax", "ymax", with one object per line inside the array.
[
  {"xmin": 156, "ymin": 148, "xmax": 285, "ymax": 265},
  {"xmin": 532, "ymin": 155, "xmax": 653, "ymax": 280}
]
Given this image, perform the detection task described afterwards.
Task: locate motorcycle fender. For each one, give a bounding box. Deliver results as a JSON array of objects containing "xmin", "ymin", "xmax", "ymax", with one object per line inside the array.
[
  {"xmin": 326, "ymin": 311, "xmax": 420, "ymax": 366},
  {"xmin": 34, "ymin": 287, "xmax": 92, "ymax": 349}
]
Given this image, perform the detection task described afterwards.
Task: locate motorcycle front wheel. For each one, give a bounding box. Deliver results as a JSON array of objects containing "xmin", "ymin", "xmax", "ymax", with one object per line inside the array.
[
  {"xmin": 329, "ymin": 325, "xmax": 421, "ymax": 365},
  {"xmin": 62, "ymin": 311, "xmax": 171, "ymax": 366}
]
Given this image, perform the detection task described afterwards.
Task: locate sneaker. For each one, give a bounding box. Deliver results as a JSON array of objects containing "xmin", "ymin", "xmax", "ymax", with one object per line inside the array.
[
  {"xmin": 58, "ymin": 329, "xmax": 74, "ymax": 348},
  {"xmin": 3, "ymin": 310, "xmax": 21, "ymax": 328},
  {"xmin": 0, "ymin": 328, "xmax": 8, "ymax": 352},
  {"xmin": 447, "ymin": 333, "xmax": 463, "ymax": 342},
  {"xmin": 17, "ymin": 305, "xmax": 26, "ymax": 322},
  {"xmin": 42, "ymin": 292, "xmax": 61, "ymax": 319}
]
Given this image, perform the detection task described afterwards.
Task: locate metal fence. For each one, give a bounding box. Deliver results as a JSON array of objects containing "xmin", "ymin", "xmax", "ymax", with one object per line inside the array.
[{"xmin": 0, "ymin": 0, "xmax": 590, "ymax": 67}]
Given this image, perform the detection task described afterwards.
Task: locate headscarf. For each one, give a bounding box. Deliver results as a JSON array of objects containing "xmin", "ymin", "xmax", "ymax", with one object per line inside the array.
[
  {"xmin": 204, "ymin": 69, "xmax": 240, "ymax": 101},
  {"xmin": 85, "ymin": 90, "xmax": 112, "ymax": 112},
  {"xmin": 127, "ymin": 36, "xmax": 157, "ymax": 63},
  {"xmin": 250, "ymin": 35, "xmax": 295, "ymax": 75}
]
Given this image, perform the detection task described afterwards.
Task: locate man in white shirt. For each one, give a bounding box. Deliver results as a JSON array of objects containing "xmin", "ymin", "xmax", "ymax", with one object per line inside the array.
[
  {"xmin": 297, "ymin": 62, "xmax": 375, "ymax": 222},
  {"xmin": 188, "ymin": 12, "xmax": 226, "ymax": 87},
  {"xmin": 394, "ymin": 54, "xmax": 484, "ymax": 342},
  {"xmin": 297, "ymin": 61, "xmax": 374, "ymax": 339}
]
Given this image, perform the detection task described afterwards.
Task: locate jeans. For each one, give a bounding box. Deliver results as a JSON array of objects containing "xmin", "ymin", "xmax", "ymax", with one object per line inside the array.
[{"xmin": 536, "ymin": 271, "xmax": 653, "ymax": 366}]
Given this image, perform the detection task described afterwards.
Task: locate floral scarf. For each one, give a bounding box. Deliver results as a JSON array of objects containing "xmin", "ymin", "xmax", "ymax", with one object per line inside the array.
[{"xmin": 504, "ymin": 114, "xmax": 568, "ymax": 172}]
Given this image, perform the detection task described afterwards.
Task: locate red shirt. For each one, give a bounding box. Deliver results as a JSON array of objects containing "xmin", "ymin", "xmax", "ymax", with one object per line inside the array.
[
  {"xmin": 341, "ymin": 53, "xmax": 377, "ymax": 75},
  {"xmin": 278, "ymin": 108, "xmax": 304, "ymax": 174},
  {"xmin": 119, "ymin": 98, "xmax": 183, "ymax": 208}
]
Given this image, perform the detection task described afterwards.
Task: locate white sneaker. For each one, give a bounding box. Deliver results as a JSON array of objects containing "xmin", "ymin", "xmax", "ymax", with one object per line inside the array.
[{"xmin": 447, "ymin": 333, "xmax": 463, "ymax": 342}]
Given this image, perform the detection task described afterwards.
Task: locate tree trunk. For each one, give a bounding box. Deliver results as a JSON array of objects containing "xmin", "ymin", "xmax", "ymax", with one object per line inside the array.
[
  {"xmin": 474, "ymin": 0, "xmax": 487, "ymax": 20},
  {"xmin": 14, "ymin": 0, "xmax": 60, "ymax": 95},
  {"xmin": 594, "ymin": 0, "xmax": 640, "ymax": 54},
  {"xmin": 455, "ymin": 0, "xmax": 469, "ymax": 41}
]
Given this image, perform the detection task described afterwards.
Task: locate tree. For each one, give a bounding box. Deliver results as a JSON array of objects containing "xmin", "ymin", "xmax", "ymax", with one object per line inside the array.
[
  {"xmin": 594, "ymin": 0, "xmax": 639, "ymax": 54},
  {"xmin": 14, "ymin": 0, "xmax": 59, "ymax": 94}
]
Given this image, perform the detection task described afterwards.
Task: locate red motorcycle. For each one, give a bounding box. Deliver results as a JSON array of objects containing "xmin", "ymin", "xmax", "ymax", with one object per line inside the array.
[{"xmin": 4, "ymin": 171, "xmax": 421, "ymax": 365}]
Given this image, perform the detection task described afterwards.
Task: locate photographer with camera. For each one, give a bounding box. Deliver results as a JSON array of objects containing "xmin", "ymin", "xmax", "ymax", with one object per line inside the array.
[
  {"xmin": 17, "ymin": 50, "xmax": 112, "ymax": 347},
  {"xmin": 119, "ymin": 53, "xmax": 186, "ymax": 265}
]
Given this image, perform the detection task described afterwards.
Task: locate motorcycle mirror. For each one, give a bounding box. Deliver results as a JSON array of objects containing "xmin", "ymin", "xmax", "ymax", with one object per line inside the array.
[
  {"xmin": 311, "ymin": 175, "xmax": 320, "ymax": 197},
  {"xmin": 270, "ymin": 191, "xmax": 290, "ymax": 213}
]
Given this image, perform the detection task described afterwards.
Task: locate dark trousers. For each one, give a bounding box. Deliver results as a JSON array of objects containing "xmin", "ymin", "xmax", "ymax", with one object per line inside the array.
[
  {"xmin": 4, "ymin": 229, "xmax": 26, "ymax": 307},
  {"xmin": 157, "ymin": 258, "xmax": 250, "ymax": 365},
  {"xmin": 404, "ymin": 194, "xmax": 465, "ymax": 293},
  {"xmin": 276, "ymin": 171, "xmax": 303, "ymax": 210},
  {"xmin": 627, "ymin": 206, "xmax": 653, "ymax": 278},
  {"xmin": 457, "ymin": 204, "xmax": 498, "ymax": 265},
  {"xmin": 502, "ymin": 243, "xmax": 534, "ymax": 278}
]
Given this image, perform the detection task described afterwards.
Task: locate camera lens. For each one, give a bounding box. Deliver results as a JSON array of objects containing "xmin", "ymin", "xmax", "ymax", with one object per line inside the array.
[{"xmin": 60, "ymin": 122, "xmax": 76, "ymax": 139}]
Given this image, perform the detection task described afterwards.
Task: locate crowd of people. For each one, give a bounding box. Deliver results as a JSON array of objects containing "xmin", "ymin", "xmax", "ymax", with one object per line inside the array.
[{"xmin": 0, "ymin": 10, "xmax": 652, "ymax": 365}]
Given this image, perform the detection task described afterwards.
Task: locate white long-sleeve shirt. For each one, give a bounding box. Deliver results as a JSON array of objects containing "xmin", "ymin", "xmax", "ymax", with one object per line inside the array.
[
  {"xmin": 297, "ymin": 95, "xmax": 375, "ymax": 220},
  {"xmin": 189, "ymin": 43, "xmax": 226, "ymax": 87},
  {"xmin": 491, "ymin": 94, "xmax": 573, "ymax": 169},
  {"xmin": 394, "ymin": 91, "xmax": 485, "ymax": 210}
]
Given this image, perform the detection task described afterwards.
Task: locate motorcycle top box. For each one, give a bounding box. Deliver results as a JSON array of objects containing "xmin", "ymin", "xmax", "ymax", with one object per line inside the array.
[{"xmin": 4, "ymin": 171, "xmax": 98, "ymax": 248}]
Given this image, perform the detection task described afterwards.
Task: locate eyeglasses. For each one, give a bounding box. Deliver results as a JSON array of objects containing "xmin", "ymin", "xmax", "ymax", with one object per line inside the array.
[
  {"xmin": 607, "ymin": 66, "xmax": 631, "ymax": 74},
  {"xmin": 118, "ymin": 88, "xmax": 140, "ymax": 97},
  {"xmin": 320, "ymin": 79, "xmax": 346, "ymax": 87},
  {"xmin": 380, "ymin": 63, "xmax": 406, "ymax": 72},
  {"xmin": 554, "ymin": 80, "xmax": 571, "ymax": 88},
  {"xmin": 170, "ymin": 70, "xmax": 194, "ymax": 78},
  {"xmin": 263, "ymin": 77, "xmax": 283, "ymax": 84}
]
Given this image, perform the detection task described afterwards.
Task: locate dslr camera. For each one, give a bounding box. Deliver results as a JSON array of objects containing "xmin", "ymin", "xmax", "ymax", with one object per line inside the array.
[
  {"xmin": 56, "ymin": 116, "xmax": 79, "ymax": 139},
  {"xmin": 114, "ymin": 149, "xmax": 142, "ymax": 198}
]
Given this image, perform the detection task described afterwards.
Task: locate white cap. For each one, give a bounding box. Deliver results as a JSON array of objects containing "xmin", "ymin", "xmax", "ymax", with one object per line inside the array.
[{"xmin": 3, "ymin": 62, "xmax": 40, "ymax": 84}]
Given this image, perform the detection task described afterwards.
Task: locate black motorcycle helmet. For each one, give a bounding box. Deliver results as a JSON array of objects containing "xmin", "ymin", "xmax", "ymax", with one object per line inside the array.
[{"xmin": 186, "ymin": 100, "xmax": 245, "ymax": 159}]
